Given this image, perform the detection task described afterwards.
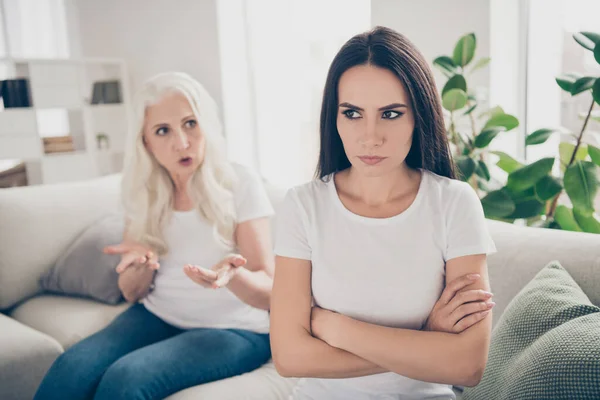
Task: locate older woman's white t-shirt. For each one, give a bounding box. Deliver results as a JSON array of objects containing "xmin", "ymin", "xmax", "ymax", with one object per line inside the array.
[
  {"xmin": 274, "ymin": 169, "xmax": 496, "ymax": 400},
  {"xmin": 143, "ymin": 164, "xmax": 274, "ymax": 333}
]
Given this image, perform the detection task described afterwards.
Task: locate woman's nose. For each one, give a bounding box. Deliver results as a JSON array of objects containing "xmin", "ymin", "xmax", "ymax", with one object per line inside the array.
[{"xmin": 173, "ymin": 130, "xmax": 190, "ymax": 151}]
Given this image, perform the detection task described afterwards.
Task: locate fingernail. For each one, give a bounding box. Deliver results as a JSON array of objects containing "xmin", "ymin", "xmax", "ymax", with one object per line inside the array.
[
  {"xmin": 468, "ymin": 274, "xmax": 480, "ymax": 279},
  {"xmin": 484, "ymin": 291, "xmax": 493, "ymax": 297},
  {"xmin": 488, "ymin": 302, "xmax": 496, "ymax": 308}
]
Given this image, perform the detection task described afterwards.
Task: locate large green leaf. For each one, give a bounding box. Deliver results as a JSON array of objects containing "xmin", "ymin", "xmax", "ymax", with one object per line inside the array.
[
  {"xmin": 483, "ymin": 113, "xmax": 519, "ymax": 131},
  {"xmin": 453, "ymin": 33, "xmax": 477, "ymax": 67},
  {"xmin": 573, "ymin": 32, "xmax": 600, "ymax": 51},
  {"xmin": 442, "ymin": 74, "xmax": 467, "ymax": 97},
  {"xmin": 469, "ymin": 57, "xmax": 491, "ymax": 75},
  {"xmin": 507, "ymin": 157, "xmax": 555, "ymax": 192},
  {"xmin": 594, "ymin": 78, "xmax": 600, "ymax": 105},
  {"xmin": 554, "ymin": 205, "xmax": 583, "ymax": 232},
  {"xmin": 559, "ymin": 142, "xmax": 588, "ymax": 172},
  {"xmin": 564, "ymin": 161, "xmax": 599, "ymax": 215},
  {"xmin": 525, "ymin": 128, "xmax": 561, "ymax": 146},
  {"xmin": 478, "ymin": 106, "xmax": 505, "ymax": 120},
  {"xmin": 491, "ymin": 151, "xmax": 524, "ymax": 173},
  {"xmin": 508, "ymin": 186, "xmax": 537, "ymax": 202},
  {"xmin": 442, "ymin": 89, "xmax": 467, "ymax": 111},
  {"xmin": 573, "ymin": 208, "xmax": 600, "ymax": 234},
  {"xmin": 595, "ymin": 42, "xmax": 600, "ymax": 64},
  {"xmin": 588, "ymin": 145, "xmax": 600, "ymax": 167},
  {"xmin": 456, "ymin": 156, "xmax": 476, "ymax": 181},
  {"xmin": 556, "ymin": 73, "xmax": 582, "ymax": 93},
  {"xmin": 505, "ymin": 198, "xmax": 546, "ymax": 219},
  {"xmin": 474, "ymin": 126, "xmax": 506, "ymax": 148},
  {"xmin": 433, "ymin": 56, "xmax": 458, "ymax": 77},
  {"xmin": 571, "ymin": 77, "xmax": 597, "ymax": 95},
  {"xmin": 535, "ymin": 175, "xmax": 563, "ymax": 201},
  {"xmin": 481, "ymin": 190, "xmax": 515, "ymax": 218},
  {"xmin": 475, "ymin": 160, "xmax": 491, "ymax": 181}
]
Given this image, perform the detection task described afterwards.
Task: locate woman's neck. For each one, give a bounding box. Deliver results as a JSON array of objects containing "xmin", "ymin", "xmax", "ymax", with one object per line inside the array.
[
  {"xmin": 340, "ymin": 165, "xmax": 420, "ymax": 207},
  {"xmin": 170, "ymin": 172, "xmax": 194, "ymax": 211}
]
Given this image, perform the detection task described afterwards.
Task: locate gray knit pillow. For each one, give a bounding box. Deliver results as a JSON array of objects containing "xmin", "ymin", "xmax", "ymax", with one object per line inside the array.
[
  {"xmin": 40, "ymin": 214, "xmax": 125, "ymax": 304},
  {"xmin": 463, "ymin": 261, "xmax": 600, "ymax": 400}
]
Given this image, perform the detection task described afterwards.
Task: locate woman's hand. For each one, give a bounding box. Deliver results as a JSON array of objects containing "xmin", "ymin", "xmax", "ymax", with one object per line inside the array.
[
  {"xmin": 103, "ymin": 243, "xmax": 159, "ymax": 302},
  {"xmin": 423, "ymin": 274, "xmax": 494, "ymax": 333},
  {"xmin": 104, "ymin": 243, "xmax": 160, "ymax": 273},
  {"xmin": 310, "ymin": 274, "xmax": 494, "ymax": 346},
  {"xmin": 184, "ymin": 254, "xmax": 247, "ymax": 289}
]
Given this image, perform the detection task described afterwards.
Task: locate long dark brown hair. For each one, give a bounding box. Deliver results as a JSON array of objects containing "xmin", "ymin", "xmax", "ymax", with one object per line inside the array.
[{"xmin": 316, "ymin": 26, "xmax": 456, "ymax": 180}]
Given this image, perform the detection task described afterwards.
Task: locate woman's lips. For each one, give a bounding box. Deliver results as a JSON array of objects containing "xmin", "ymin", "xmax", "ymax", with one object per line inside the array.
[{"xmin": 358, "ymin": 156, "xmax": 386, "ymax": 165}]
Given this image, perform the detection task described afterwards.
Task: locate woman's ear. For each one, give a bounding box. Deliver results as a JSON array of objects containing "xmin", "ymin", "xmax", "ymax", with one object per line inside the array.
[{"xmin": 141, "ymin": 133, "xmax": 150, "ymax": 151}]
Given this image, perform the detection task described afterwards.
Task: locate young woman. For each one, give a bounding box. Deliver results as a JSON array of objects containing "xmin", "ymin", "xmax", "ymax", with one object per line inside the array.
[
  {"xmin": 270, "ymin": 27, "xmax": 496, "ymax": 400},
  {"xmin": 34, "ymin": 72, "xmax": 275, "ymax": 400}
]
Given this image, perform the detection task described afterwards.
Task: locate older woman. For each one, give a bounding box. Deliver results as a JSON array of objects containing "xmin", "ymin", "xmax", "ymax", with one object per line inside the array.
[{"xmin": 34, "ymin": 72, "xmax": 274, "ymax": 400}]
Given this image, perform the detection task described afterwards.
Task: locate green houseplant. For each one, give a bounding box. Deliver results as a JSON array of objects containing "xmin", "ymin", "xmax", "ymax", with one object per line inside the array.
[{"xmin": 434, "ymin": 32, "xmax": 600, "ymax": 233}]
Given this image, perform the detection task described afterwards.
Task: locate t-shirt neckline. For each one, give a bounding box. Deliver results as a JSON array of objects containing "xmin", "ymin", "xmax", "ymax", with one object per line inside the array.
[{"xmin": 328, "ymin": 169, "xmax": 427, "ymax": 225}]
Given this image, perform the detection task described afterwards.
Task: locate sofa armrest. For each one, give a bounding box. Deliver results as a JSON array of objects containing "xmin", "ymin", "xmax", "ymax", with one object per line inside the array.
[{"xmin": 0, "ymin": 313, "xmax": 63, "ymax": 400}]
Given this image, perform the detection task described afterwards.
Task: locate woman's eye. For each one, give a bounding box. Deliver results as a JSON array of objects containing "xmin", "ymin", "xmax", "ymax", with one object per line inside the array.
[
  {"xmin": 343, "ymin": 110, "xmax": 361, "ymax": 119},
  {"xmin": 156, "ymin": 127, "xmax": 169, "ymax": 136},
  {"xmin": 185, "ymin": 119, "xmax": 197, "ymax": 129},
  {"xmin": 382, "ymin": 110, "xmax": 402, "ymax": 119}
]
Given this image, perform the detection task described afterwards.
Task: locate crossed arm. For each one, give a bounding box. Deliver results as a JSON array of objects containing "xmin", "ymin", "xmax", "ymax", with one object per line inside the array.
[{"xmin": 269, "ymin": 254, "xmax": 492, "ymax": 387}]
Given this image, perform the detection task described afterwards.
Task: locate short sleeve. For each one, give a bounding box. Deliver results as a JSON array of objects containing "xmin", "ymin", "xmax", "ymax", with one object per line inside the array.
[
  {"xmin": 445, "ymin": 183, "xmax": 497, "ymax": 261},
  {"xmin": 234, "ymin": 166, "xmax": 275, "ymax": 223},
  {"xmin": 273, "ymin": 188, "xmax": 311, "ymax": 260}
]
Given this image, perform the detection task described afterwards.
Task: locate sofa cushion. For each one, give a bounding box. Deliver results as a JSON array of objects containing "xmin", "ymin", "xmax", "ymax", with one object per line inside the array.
[
  {"xmin": 486, "ymin": 219, "xmax": 600, "ymax": 327},
  {"xmin": 40, "ymin": 214, "xmax": 125, "ymax": 305},
  {"xmin": 463, "ymin": 261, "xmax": 600, "ymax": 400},
  {"xmin": 0, "ymin": 313, "xmax": 63, "ymax": 400},
  {"xmin": 0, "ymin": 174, "xmax": 122, "ymax": 310},
  {"xmin": 10, "ymin": 295, "xmax": 130, "ymax": 349},
  {"xmin": 11, "ymin": 295, "xmax": 298, "ymax": 400},
  {"xmin": 165, "ymin": 361, "xmax": 298, "ymax": 400}
]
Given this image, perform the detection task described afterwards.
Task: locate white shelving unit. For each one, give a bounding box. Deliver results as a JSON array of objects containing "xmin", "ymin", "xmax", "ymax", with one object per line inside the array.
[{"xmin": 0, "ymin": 58, "xmax": 132, "ymax": 185}]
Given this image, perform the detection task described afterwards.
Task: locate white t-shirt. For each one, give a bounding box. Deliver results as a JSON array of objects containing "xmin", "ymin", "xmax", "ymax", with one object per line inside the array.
[
  {"xmin": 143, "ymin": 164, "xmax": 274, "ymax": 333},
  {"xmin": 274, "ymin": 169, "xmax": 496, "ymax": 400}
]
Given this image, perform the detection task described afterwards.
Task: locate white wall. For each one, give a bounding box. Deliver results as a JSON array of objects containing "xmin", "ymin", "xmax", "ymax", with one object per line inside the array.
[
  {"xmin": 71, "ymin": 0, "xmax": 224, "ymax": 108},
  {"xmin": 371, "ymin": 0, "xmax": 491, "ymax": 95}
]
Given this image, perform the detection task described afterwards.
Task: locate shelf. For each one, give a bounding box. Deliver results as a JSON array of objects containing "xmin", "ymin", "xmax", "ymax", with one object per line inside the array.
[
  {"xmin": 0, "ymin": 109, "xmax": 38, "ymax": 136},
  {"xmin": 0, "ymin": 57, "xmax": 130, "ymax": 185},
  {"xmin": 42, "ymin": 150, "xmax": 87, "ymax": 159}
]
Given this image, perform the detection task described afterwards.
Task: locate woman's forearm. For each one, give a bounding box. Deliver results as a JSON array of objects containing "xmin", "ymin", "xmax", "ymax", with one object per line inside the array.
[
  {"xmin": 225, "ymin": 268, "xmax": 273, "ymax": 310},
  {"xmin": 118, "ymin": 267, "xmax": 154, "ymax": 303},
  {"xmin": 273, "ymin": 327, "xmax": 387, "ymax": 378},
  {"xmin": 328, "ymin": 315, "xmax": 491, "ymax": 387}
]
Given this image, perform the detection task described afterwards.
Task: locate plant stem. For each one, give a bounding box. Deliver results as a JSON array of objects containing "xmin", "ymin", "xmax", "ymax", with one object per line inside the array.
[
  {"xmin": 547, "ymin": 98, "xmax": 596, "ymax": 217},
  {"xmin": 568, "ymin": 99, "xmax": 595, "ymax": 166},
  {"xmin": 466, "ymin": 100, "xmax": 477, "ymax": 139}
]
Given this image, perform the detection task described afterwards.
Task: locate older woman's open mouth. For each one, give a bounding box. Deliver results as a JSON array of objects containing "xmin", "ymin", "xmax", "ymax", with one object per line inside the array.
[{"xmin": 179, "ymin": 157, "xmax": 193, "ymax": 167}]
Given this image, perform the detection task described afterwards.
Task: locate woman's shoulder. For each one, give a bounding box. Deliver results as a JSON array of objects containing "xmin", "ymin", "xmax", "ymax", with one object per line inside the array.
[
  {"xmin": 288, "ymin": 176, "xmax": 331, "ymax": 199},
  {"xmin": 281, "ymin": 176, "xmax": 332, "ymax": 213},
  {"xmin": 422, "ymin": 169, "xmax": 475, "ymax": 199}
]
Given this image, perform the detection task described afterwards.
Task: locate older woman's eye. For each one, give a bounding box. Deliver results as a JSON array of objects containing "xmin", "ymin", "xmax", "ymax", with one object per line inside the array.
[
  {"xmin": 185, "ymin": 119, "xmax": 197, "ymax": 129},
  {"xmin": 156, "ymin": 126, "xmax": 169, "ymax": 136}
]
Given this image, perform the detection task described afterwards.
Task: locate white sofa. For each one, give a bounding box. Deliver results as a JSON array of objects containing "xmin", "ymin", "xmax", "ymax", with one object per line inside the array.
[
  {"xmin": 1, "ymin": 174, "xmax": 600, "ymax": 400},
  {"xmin": 0, "ymin": 174, "xmax": 297, "ymax": 400}
]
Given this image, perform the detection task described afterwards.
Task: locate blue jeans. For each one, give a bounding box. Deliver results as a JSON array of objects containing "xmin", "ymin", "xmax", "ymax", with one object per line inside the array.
[{"xmin": 33, "ymin": 303, "xmax": 271, "ymax": 400}]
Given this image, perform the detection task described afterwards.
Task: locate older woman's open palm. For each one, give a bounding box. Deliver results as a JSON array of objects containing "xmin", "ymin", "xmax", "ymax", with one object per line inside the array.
[{"xmin": 184, "ymin": 254, "xmax": 247, "ymax": 289}]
